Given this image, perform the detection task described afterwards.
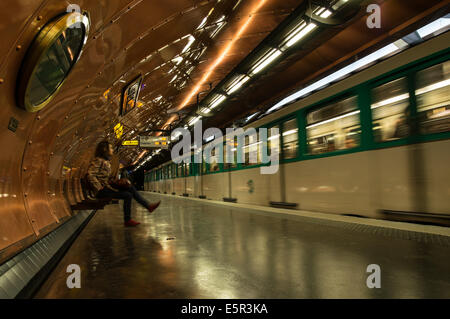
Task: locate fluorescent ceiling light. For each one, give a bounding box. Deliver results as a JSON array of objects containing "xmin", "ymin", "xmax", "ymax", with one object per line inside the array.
[
  {"xmin": 333, "ymin": 0, "xmax": 348, "ymax": 10},
  {"xmin": 306, "ymin": 110, "xmax": 360, "ymax": 129},
  {"xmin": 371, "ymin": 93, "xmax": 410, "ymax": 109},
  {"xmin": 266, "ymin": 42, "xmax": 403, "ymax": 114},
  {"xmin": 182, "ymin": 35, "xmax": 195, "ymax": 54},
  {"xmin": 315, "ymin": 7, "xmax": 333, "ymax": 18},
  {"xmin": 209, "ymin": 95, "xmax": 226, "ymax": 109},
  {"xmin": 282, "ymin": 129, "xmax": 298, "ymax": 136},
  {"xmin": 416, "ymin": 78, "xmax": 450, "ymax": 95},
  {"xmin": 197, "ymin": 17, "xmax": 208, "ymax": 30},
  {"xmin": 320, "ymin": 10, "xmax": 333, "ymax": 18},
  {"xmin": 245, "ymin": 112, "xmax": 259, "ymax": 122},
  {"xmin": 284, "ymin": 23, "xmax": 317, "ymax": 48},
  {"xmin": 189, "ymin": 116, "xmax": 201, "ymax": 126},
  {"xmin": 211, "ymin": 21, "xmax": 226, "ymax": 38},
  {"xmin": 268, "ymin": 134, "xmax": 280, "ymax": 141},
  {"xmin": 251, "ymin": 49, "xmax": 283, "ymax": 75},
  {"xmin": 169, "ymin": 56, "xmax": 183, "ymax": 72},
  {"xmin": 417, "ymin": 16, "xmax": 450, "ymax": 38},
  {"xmin": 226, "ymin": 75, "xmax": 250, "ymax": 94},
  {"xmin": 169, "ymin": 75, "xmax": 178, "ymax": 83}
]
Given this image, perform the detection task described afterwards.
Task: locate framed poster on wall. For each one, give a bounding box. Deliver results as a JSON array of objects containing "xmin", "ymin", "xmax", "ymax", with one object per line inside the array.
[{"xmin": 120, "ymin": 75, "xmax": 143, "ymax": 116}]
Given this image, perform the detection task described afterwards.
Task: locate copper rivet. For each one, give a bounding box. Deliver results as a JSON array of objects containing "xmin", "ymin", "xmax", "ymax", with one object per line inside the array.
[
  {"xmin": 23, "ymin": 167, "xmax": 27, "ymax": 171},
  {"xmin": 16, "ymin": 45, "xmax": 22, "ymax": 51},
  {"xmin": 37, "ymin": 15, "xmax": 43, "ymax": 21},
  {"xmin": 36, "ymin": 116, "xmax": 41, "ymax": 120},
  {"xmin": 28, "ymin": 140, "xmax": 32, "ymax": 144},
  {"xmin": 0, "ymin": 78, "xmax": 4, "ymax": 84}
]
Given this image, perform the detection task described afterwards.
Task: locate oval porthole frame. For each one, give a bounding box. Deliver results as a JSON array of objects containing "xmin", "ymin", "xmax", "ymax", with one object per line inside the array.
[{"xmin": 17, "ymin": 12, "xmax": 90, "ymax": 112}]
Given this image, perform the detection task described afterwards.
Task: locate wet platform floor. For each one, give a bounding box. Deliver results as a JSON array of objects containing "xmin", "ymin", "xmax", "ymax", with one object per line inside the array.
[{"xmin": 35, "ymin": 193, "xmax": 450, "ymax": 298}]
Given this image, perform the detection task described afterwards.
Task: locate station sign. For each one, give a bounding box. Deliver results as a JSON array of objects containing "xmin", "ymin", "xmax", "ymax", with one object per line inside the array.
[
  {"xmin": 114, "ymin": 123, "xmax": 123, "ymax": 139},
  {"xmin": 122, "ymin": 140, "xmax": 139, "ymax": 146},
  {"xmin": 139, "ymin": 136, "xmax": 169, "ymax": 149}
]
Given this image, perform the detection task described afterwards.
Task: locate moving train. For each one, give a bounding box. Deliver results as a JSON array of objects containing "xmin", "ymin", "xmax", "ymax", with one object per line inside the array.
[{"xmin": 145, "ymin": 29, "xmax": 450, "ymax": 226}]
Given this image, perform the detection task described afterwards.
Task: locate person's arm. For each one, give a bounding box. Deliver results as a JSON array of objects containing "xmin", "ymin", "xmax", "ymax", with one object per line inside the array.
[
  {"xmin": 87, "ymin": 160, "xmax": 104, "ymax": 194},
  {"xmin": 105, "ymin": 183, "xmax": 119, "ymax": 192}
]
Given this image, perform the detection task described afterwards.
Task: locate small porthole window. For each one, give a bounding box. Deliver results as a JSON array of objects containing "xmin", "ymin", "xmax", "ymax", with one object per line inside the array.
[{"xmin": 17, "ymin": 12, "xmax": 90, "ymax": 112}]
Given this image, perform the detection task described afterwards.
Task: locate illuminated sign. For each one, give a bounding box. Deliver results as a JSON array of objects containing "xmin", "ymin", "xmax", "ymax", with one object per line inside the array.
[
  {"xmin": 120, "ymin": 75, "xmax": 143, "ymax": 116},
  {"xmin": 114, "ymin": 123, "xmax": 123, "ymax": 139},
  {"xmin": 103, "ymin": 88, "xmax": 110, "ymax": 100},
  {"xmin": 122, "ymin": 140, "xmax": 139, "ymax": 146},
  {"xmin": 139, "ymin": 136, "xmax": 169, "ymax": 149}
]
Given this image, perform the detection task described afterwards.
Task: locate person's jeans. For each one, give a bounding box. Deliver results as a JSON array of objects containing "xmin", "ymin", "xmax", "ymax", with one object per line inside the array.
[{"xmin": 97, "ymin": 185, "xmax": 150, "ymax": 222}]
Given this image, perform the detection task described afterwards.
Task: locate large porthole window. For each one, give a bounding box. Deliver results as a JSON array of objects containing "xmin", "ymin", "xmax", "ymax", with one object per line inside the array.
[{"xmin": 17, "ymin": 12, "xmax": 90, "ymax": 112}]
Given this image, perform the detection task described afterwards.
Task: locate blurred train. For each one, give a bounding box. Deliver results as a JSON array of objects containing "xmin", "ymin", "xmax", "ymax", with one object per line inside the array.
[{"xmin": 145, "ymin": 29, "xmax": 450, "ymax": 226}]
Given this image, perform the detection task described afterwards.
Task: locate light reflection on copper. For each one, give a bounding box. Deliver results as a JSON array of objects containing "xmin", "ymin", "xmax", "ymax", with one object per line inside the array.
[{"xmin": 163, "ymin": 0, "xmax": 268, "ymax": 129}]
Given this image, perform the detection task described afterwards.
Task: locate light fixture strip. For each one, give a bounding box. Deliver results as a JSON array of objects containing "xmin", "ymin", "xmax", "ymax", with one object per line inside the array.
[
  {"xmin": 226, "ymin": 74, "xmax": 251, "ymax": 94},
  {"xmin": 250, "ymin": 48, "xmax": 283, "ymax": 75},
  {"xmin": 209, "ymin": 94, "xmax": 227, "ymax": 109}
]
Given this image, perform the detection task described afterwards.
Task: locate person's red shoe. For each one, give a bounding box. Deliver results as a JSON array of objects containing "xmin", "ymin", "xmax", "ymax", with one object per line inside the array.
[
  {"xmin": 148, "ymin": 201, "xmax": 161, "ymax": 213},
  {"xmin": 124, "ymin": 219, "xmax": 140, "ymax": 227}
]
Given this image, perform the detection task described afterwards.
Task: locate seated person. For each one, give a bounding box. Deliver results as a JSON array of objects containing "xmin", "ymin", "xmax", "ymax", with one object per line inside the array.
[{"xmin": 87, "ymin": 141, "xmax": 160, "ymax": 227}]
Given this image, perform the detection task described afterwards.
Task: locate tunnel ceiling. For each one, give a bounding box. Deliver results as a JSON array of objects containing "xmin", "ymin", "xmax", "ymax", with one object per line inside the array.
[{"xmin": 101, "ymin": 0, "xmax": 305, "ymax": 165}]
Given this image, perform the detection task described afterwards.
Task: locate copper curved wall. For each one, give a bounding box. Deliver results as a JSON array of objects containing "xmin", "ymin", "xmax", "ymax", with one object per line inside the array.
[{"xmin": 0, "ymin": 0, "xmax": 222, "ymax": 263}]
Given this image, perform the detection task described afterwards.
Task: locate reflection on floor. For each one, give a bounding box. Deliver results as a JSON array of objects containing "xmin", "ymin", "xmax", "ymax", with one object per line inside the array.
[{"xmin": 35, "ymin": 193, "xmax": 450, "ymax": 298}]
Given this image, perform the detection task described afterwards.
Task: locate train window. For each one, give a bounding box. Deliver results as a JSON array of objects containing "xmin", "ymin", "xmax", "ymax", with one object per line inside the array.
[
  {"xmin": 242, "ymin": 133, "xmax": 260, "ymax": 166},
  {"xmin": 268, "ymin": 125, "xmax": 280, "ymax": 158},
  {"xmin": 224, "ymin": 137, "xmax": 237, "ymax": 168},
  {"xmin": 416, "ymin": 61, "xmax": 450, "ymax": 134},
  {"xmin": 371, "ymin": 77, "xmax": 410, "ymax": 142},
  {"xmin": 282, "ymin": 119, "xmax": 298, "ymax": 159},
  {"xmin": 306, "ymin": 96, "xmax": 360, "ymax": 154},
  {"xmin": 209, "ymin": 148, "xmax": 220, "ymax": 172},
  {"xmin": 18, "ymin": 12, "xmax": 90, "ymax": 112},
  {"xmin": 177, "ymin": 164, "xmax": 182, "ymax": 177}
]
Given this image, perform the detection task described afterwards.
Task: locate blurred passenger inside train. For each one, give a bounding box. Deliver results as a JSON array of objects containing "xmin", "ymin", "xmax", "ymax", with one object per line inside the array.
[
  {"xmin": 87, "ymin": 141, "xmax": 160, "ymax": 227},
  {"xmin": 394, "ymin": 109, "xmax": 411, "ymax": 139}
]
